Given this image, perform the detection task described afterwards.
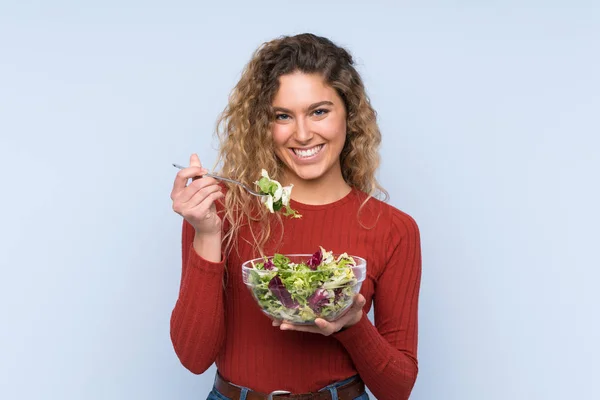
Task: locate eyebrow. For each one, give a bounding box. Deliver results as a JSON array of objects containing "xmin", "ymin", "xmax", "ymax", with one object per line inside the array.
[{"xmin": 272, "ymin": 101, "xmax": 334, "ymax": 114}]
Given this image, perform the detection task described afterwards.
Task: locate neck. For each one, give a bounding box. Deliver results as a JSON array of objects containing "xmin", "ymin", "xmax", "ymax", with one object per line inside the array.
[{"xmin": 281, "ymin": 164, "xmax": 352, "ymax": 205}]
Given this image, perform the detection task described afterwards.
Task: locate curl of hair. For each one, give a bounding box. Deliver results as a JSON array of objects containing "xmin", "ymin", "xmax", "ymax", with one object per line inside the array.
[{"xmin": 214, "ymin": 33, "xmax": 388, "ymax": 257}]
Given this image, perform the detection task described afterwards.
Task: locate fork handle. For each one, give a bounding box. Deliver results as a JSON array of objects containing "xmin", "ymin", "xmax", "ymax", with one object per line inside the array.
[
  {"xmin": 205, "ymin": 174, "xmax": 263, "ymax": 197},
  {"xmin": 172, "ymin": 163, "xmax": 264, "ymax": 197}
]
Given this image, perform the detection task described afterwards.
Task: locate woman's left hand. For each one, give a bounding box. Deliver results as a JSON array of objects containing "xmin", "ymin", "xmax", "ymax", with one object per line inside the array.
[{"xmin": 273, "ymin": 294, "xmax": 366, "ymax": 336}]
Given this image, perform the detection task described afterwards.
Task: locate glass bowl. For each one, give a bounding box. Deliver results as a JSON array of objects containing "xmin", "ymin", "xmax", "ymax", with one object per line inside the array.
[{"xmin": 242, "ymin": 253, "xmax": 366, "ymax": 325}]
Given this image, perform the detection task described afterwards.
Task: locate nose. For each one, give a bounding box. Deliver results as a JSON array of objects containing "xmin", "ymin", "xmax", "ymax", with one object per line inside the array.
[{"xmin": 294, "ymin": 118, "xmax": 314, "ymax": 143}]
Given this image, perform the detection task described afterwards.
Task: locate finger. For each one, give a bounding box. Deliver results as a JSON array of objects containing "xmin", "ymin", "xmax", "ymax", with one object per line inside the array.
[
  {"xmin": 279, "ymin": 323, "xmax": 323, "ymax": 334},
  {"xmin": 190, "ymin": 153, "xmax": 202, "ymax": 168},
  {"xmin": 173, "ymin": 184, "xmax": 222, "ymax": 216},
  {"xmin": 173, "ymin": 173, "xmax": 218, "ymax": 205},
  {"xmin": 272, "ymin": 320, "xmax": 282, "ymax": 327},
  {"xmin": 313, "ymin": 319, "xmax": 337, "ymax": 335},
  {"xmin": 184, "ymin": 192, "xmax": 225, "ymax": 224},
  {"xmin": 179, "ymin": 191, "xmax": 223, "ymax": 220},
  {"xmin": 182, "ymin": 183, "xmax": 222, "ymax": 208},
  {"xmin": 332, "ymin": 295, "xmax": 366, "ymax": 331},
  {"xmin": 341, "ymin": 294, "xmax": 366, "ymax": 315},
  {"xmin": 171, "ymin": 166, "xmax": 207, "ymax": 199},
  {"xmin": 314, "ymin": 318, "xmax": 332, "ymax": 330},
  {"xmin": 338, "ymin": 295, "xmax": 366, "ymax": 323},
  {"xmin": 189, "ymin": 154, "xmax": 204, "ymax": 181},
  {"xmin": 177, "ymin": 176, "xmax": 220, "ymax": 204},
  {"xmin": 352, "ymin": 294, "xmax": 366, "ymax": 310}
]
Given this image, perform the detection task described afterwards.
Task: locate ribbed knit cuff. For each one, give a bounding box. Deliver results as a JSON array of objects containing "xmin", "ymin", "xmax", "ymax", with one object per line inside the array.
[
  {"xmin": 187, "ymin": 244, "xmax": 226, "ymax": 275},
  {"xmin": 332, "ymin": 313, "xmax": 389, "ymax": 367}
]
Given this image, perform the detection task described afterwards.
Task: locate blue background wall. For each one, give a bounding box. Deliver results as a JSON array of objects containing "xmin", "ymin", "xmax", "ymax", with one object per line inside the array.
[{"xmin": 1, "ymin": 1, "xmax": 598, "ymax": 399}]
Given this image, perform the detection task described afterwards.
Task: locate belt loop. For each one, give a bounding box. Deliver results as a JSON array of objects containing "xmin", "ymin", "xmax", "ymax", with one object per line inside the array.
[
  {"xmin": 328, "ymin": 386, "xmax": 339, "ymax": 400},
  {"xmin": 267, "ymin": 390, "xmax": 292, "ymax": 400},
  {"xmin": 239, "ymin": 387, "xmax": 249, "ymax": 400}
]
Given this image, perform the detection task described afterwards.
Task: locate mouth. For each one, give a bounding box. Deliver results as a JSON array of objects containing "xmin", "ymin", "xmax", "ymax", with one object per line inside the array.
[{"xmin": 290, "ymin": 144, "xmax": 325, "ymax": 159}]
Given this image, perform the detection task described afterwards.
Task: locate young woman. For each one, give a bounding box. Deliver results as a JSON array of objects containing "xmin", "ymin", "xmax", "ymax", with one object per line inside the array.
[{"xmin": 170, "ymin": 33, "xmax": 422, "ymax": 400}]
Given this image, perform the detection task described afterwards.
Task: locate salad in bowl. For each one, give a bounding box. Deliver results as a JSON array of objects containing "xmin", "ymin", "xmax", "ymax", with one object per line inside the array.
[{"xmin": 242, "ymin": 247, "xmax": 366, "ymax": 325}]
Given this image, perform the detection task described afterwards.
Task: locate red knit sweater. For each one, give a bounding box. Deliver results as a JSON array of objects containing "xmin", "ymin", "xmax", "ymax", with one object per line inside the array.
[{"xmin": 170, "ymin": 188, "xmax": 421, "ymax": 400}]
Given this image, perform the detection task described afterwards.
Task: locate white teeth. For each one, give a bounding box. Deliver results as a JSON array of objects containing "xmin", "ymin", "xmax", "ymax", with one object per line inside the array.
[{"xmin": 293, "ymin": 145, "xmax": 323, "ymax": 158}]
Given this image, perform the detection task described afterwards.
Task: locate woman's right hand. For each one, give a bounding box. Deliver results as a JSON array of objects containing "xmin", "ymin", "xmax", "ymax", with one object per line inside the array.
[{"xmin": 171, "ymin": 153, "xmax": 224, "ymax": 236}]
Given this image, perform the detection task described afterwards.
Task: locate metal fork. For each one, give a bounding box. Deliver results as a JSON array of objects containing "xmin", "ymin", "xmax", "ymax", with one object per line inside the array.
[{"xmin": 172, "ymin": 163, "xmax": 266, "ymax": 197}]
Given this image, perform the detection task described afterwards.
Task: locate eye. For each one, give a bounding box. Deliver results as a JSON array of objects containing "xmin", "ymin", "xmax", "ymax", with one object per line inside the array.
[
  {"xmin": 312, "ymin": 109, "xmax": 329, "ymax": 117},
  {"xmin": 276, "ymin": 113, "xmax": 290, "ymax": 120}
]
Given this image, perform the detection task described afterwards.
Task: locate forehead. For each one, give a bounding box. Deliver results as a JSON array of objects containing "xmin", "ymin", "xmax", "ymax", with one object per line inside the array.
[{"xmin": 272, "ymin": 72, "xmax": 340, "ymax": 107}]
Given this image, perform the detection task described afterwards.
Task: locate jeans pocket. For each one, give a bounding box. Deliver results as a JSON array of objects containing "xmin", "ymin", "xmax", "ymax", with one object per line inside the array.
[{"xmin": 206, "ymin": 388, "xmax": 231, "ymax": 400}]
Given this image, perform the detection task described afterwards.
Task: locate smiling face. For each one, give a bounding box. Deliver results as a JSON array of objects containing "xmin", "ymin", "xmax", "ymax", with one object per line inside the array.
[{"xmin": 271, "ymin": 72, "xmax": 348, "ymax": 186}]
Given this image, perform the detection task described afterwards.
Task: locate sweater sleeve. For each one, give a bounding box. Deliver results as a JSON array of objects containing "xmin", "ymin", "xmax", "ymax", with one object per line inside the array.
[
  {"xmin": 169, "ymin": 219, "xmax": 227, "ymax": 374},
  {"xmin": 333, "ymin": 210, "xmax": 422, "ymax": 400}
]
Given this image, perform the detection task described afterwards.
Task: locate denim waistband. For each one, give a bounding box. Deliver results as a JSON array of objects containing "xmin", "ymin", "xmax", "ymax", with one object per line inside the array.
[{"xmin": 209, "ymin": 372, "xmax": 363, "ymax": 400}]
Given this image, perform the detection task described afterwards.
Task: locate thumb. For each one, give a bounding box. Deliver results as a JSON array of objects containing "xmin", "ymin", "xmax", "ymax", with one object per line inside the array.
[
  {"xmin": 353, "ymin": 294, "xmax": 366, "ymax": 309},
  {"xmin": 314, "ymin": 318, "xmax": 330, "ymax": 330},
  {"xmin": 189, "ymin": 153, "xmax": 202, "ymax": 168}
]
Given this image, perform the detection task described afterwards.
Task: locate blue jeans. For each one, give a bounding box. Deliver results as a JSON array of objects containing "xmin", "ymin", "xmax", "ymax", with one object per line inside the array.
[{"xmin": 206, "ymin": 374, "xmax": 370, "ymax": 400}]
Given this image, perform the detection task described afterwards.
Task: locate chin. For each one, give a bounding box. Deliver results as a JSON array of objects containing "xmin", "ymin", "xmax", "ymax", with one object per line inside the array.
[{"xmin": 289, "ymin": 164, "xmax": 333, "ymax": 182}]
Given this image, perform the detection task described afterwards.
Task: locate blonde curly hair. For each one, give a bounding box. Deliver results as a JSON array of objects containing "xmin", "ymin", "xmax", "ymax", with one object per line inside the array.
[{"xmin": 214, "ymin": 33, "xmax": 388, "ymax": 257}]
